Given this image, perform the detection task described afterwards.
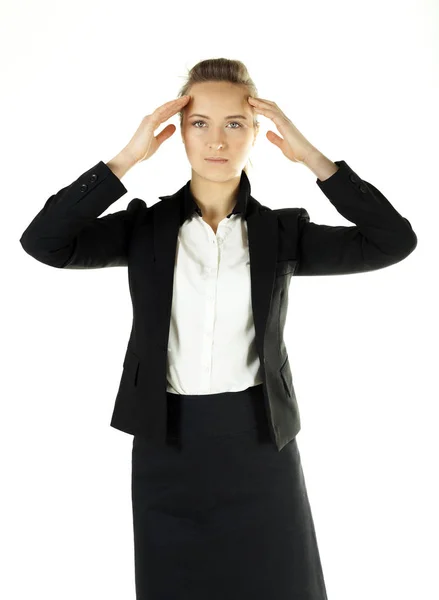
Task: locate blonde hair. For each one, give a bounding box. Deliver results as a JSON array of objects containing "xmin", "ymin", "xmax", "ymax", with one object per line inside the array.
[{"xmin": 177, "ymin": 58, "xmax": 260, "ymax": 176}]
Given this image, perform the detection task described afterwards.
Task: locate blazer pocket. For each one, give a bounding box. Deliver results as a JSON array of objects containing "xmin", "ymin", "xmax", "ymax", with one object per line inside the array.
[
  {"xmin": 279, "ymin": 355, "xmax": 292, "ymax": 398},
  {"xmin": 122, "ymin": 348, "xmax": 140, "ymax": 387},
  {"xmin": 275, "ymin": 259, "xmax": 297, "ymax": 277}
]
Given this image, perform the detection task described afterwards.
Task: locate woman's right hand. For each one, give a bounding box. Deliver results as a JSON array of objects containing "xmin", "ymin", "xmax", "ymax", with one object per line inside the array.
[{"xmin": 123, "ymin": 96, "xmax": 191, "ymax": 164}]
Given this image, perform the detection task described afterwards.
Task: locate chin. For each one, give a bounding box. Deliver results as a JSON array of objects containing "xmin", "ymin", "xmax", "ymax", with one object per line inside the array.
[{"xmin": 201, "ymin": 160, "xmax": 240, "ymax": 175}]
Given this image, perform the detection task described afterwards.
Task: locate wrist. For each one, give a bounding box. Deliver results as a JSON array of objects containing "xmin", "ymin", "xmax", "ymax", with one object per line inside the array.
[
  {"xmin": 302, "ymin": 149, "xmax": 339, "ymax": 181},
  {"xmin": 106, "ymin": 149, "xmax": 138, "ymax": 180},
  {"xmin": 300, "ymin": 146, "xmax": 319, "ymax": 165},
  {"xmin": 120, "ymin": 147, "xmax": 140, "ymax": 168}
]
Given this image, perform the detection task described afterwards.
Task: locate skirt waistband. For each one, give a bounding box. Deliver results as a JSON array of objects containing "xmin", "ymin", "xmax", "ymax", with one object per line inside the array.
[{"xmin": 166, "ymin": 383, "xmax": 267, "ymax": 439}]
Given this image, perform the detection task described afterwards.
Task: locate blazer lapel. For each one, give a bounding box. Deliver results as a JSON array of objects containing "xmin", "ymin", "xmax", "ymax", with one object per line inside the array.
[{"xmin": 151, "ymin": 187, "xmax": 279, "ymax": 359}]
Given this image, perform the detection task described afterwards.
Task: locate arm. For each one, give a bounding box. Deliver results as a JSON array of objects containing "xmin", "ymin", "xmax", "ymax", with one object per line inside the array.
[
  {"xmin": 19, "ymin": 153, "xmax": 144, "ymax": 269},
  {"xmin": 295, "ymin": 158, "xmax": 418, "ymax": 276}
]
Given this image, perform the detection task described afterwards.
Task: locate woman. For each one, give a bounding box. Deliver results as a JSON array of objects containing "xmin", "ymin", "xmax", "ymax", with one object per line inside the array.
[{"xmin": 20, "ymin": 58, "xmax": 417, "ymax": 600}]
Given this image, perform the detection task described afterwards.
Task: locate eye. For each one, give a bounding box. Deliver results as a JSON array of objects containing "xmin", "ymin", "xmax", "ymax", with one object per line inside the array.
[{"xmin": 191, "ymin": 120, "xmax": 242, "ymax": 129}]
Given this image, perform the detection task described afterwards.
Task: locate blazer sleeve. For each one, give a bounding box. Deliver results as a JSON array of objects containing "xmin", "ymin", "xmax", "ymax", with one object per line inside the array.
[
  {"xmin": 295, "ymin": 160, "xmax": 418, "ymax": 276},
  {"xmin": 19, "ymin": 160, "xmax": 145, "ymax": 269}
]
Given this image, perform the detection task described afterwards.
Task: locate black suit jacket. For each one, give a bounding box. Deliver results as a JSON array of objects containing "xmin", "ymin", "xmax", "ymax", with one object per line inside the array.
[{"xmin": 19, "ymin": 159, "xmax": 417, "ymax": 451}]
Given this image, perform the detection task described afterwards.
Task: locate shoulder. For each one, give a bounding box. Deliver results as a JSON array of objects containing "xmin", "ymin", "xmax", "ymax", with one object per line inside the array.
[
  {"xmin": 269, "ymin": 206, "xmax": 309, "ymax": 225},
  {"xmin": 127, "ymin": 198, "xmax": 148, "ymax": 212}
]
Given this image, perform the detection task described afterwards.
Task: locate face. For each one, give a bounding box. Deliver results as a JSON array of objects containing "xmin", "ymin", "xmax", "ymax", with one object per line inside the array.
[{"xmin": 180, "ymin": 81, "xmax": 258, "ymax": 180}]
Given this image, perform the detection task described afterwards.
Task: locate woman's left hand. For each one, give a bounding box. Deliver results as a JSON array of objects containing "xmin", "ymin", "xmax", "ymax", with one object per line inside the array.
[{"xmin": 248, "ymin": 97, "xmax": 317, "ymax": 164}]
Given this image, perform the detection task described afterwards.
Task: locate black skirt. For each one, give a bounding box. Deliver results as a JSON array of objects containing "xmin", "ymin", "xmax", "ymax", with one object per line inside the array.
[{"xmin": 131, "ymin": 383, "xmax": 328, "ymax": 600}]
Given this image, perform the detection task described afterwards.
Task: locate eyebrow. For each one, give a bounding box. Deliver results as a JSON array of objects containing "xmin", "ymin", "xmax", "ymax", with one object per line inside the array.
[{"xmin": 188, "ymin": 113, "xmax": 248, "ymax": 120}]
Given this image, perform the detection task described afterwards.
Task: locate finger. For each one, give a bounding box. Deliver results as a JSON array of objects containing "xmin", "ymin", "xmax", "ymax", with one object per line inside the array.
[
  {"xmin": 161, "ymin": 97, "xmax": 189, "ymax": 111},
  {"xmin": 156, "ymin": 97, "xmax": 189, "ymax": 118},
  {"xmin": 249, "ymin": 104, "xmax": 275, "ymax": 115},
  {"xmin": 248, "ymin": 101, "xmax": 276, "ymax": 114},
  {"xmin": 249, "ymin": 97, "xmax": 275, "ymax": 105}
]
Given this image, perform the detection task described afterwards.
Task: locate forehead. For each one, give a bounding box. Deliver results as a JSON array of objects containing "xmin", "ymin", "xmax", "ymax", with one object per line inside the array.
[
  {"xmin": 186, "ymin": 83, "xmax": 253, "ymax": 119},
  {"xmin": 190, "ymin": 81, "xmax": 247, "ymax": 96},
  {"xmin": 188, "ymin": 112, "xmax": 249, "ymax": 120}
]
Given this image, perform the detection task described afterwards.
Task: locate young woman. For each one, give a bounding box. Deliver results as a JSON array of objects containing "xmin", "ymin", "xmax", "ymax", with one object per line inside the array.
[{"xmin": 20, "ymin": 58, "xmax": 417, "ymax": 600}]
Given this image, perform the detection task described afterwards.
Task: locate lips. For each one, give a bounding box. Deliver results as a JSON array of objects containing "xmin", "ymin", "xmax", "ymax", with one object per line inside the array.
[{"xmin": 205, "ymin": 158, "xmax": 228, "ymax": 162}]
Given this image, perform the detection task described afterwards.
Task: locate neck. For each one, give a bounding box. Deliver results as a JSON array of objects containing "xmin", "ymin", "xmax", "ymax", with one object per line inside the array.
[{"xmin": 189, "ymin": 171, "xmax": 241, "ymax": 221}]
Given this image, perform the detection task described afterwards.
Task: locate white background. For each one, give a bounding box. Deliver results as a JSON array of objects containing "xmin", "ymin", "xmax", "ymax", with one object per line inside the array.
[{"xmin": 2, "ymin": 0, "xmax": 438, "ymax": 598}]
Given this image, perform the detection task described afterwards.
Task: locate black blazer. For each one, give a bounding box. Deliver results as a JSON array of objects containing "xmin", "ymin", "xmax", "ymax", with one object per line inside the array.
[{"xmin": 19, "ymin": 159, "xmax": 417, "ymax": 451}]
